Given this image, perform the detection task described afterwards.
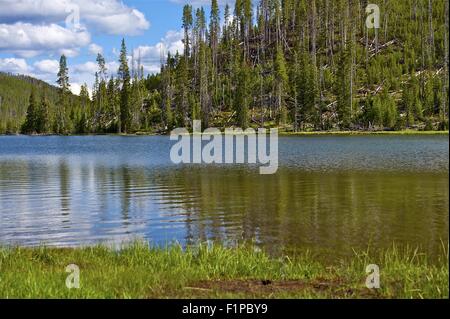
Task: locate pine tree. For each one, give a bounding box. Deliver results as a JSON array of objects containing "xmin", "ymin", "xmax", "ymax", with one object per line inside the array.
[
  {"xmin": 57, "ymin": 55, "xmax": 70, "ymax": 94},
  {"xmin": 336, "ymin": 48, "xmax": 352, "ymax": 129},
  {"xmin": 235, "ymin": 61, "xmax": 251, "ymax": 129},
  {"xmin": 106, "ymin": 77, "xmax": 118, "ymax": 132},
  {"xmin": 174, "ymin": 56, "xmax": 189, "ymax": 127},
  {"xmin": 118, "ymin": 38, "xmax": 131, "ymax": 133},
  {"xmin": 381, "ymin": 89, "xmax": 398, "ymax": 129},
  {"xmin": 182, "ymin": 4, "xmax": 193, "ymax": 60},
  {"xmin": 77, "ymin": 84, "xmax": 90, "ymax": 133},
  {"xmin": 96, "ymin": 53, "xmax": 107, "ymax": 81},
  {"xmin": 223, "ymin": 3, "xmax": 231, "ymax": 43},
  {"xmin": 209, "ymin": 0, "xmax": 220, "ymax": 60},
  {"xmin": 274, "ymin": 46, "xmax": 289, "ymax": 125},
  {"xmin": 93, "ymin": 54, "xmax": 109, "ymax": 131},
  {"xmin": 22, "ymin": 89, "xmax": 38, "ymax": 134},
  {"xmin": 210, "ymin": 0, "xmax": 220, "ymax": 110},
  {"xmin": 39, "ymin": 94, "xmax": 50, "ymax": 134},
  {"xmin": 55, "ymin": 54, "xmax": 70, "ymax": 134},
  {"xmin": 162, "ymin": 53, "xmax": 175, "ymax": 130}
]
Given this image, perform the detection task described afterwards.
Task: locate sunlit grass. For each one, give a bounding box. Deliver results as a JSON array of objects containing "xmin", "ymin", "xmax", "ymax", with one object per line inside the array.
[{"xmin": 0, "ymin": 242, "xmax": 447, "ymax": 299}]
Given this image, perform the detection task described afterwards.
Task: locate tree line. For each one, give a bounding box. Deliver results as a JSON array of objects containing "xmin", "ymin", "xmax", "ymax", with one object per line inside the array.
[{"xmin": 1, "ymin": 0, "xmax": 448, "ymax": 135}]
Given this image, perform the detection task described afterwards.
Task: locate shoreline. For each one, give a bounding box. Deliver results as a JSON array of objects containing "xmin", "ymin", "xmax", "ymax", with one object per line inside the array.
[
  {"xmin": 0, "ymin": 130, "xmax": 449, "ymax": 137},
  {"xmin": 0, "ymin": 243, "xmax": 447, "ymax": 299},
  {"xmin": 280, "ymin": 130, "xmax": 449, "ymax": 136}
]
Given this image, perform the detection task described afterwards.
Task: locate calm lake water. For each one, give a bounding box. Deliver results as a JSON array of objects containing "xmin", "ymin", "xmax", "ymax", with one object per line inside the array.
[{"xmin": 0, "ymin": 135, "xmax": 448, "ymax": 259}]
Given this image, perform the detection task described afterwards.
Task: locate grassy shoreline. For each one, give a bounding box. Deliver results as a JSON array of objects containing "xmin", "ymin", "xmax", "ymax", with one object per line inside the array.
[{"xmin": 0, "ymin": 243, "xmax": 447, "ymax": 299}]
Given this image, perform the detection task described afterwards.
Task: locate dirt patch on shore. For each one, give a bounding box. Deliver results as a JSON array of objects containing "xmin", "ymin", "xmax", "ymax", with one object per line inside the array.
[{"xmin": 185, "ymin": 279, "xmax": 382, "ymax": 298}]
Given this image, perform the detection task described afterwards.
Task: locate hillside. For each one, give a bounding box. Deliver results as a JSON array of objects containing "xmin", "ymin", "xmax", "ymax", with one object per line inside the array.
[
  {"xmin": 0, "ymin": 72, "xmax": 83, "ymax": 134},
  {"xmin": 154, "ymin": 0, "xmax": 449, "ymax": 132}
]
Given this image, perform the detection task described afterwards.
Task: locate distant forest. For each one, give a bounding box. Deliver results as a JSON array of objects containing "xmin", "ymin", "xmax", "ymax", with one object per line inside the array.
[{"xmin": 0, "ymin": 0, "xmax": 448, "ymax": 135}]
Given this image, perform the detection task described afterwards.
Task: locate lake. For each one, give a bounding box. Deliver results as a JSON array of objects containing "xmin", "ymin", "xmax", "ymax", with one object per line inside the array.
[{"xmin": 0, "ymin": 135, "xmax": 448, "ymax": 260}]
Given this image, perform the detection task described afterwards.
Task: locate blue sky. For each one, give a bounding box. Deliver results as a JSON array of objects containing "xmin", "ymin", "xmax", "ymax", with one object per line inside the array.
[{"xmin": 0, "ymin": 0, "xmax": 227, "ymax": 95}]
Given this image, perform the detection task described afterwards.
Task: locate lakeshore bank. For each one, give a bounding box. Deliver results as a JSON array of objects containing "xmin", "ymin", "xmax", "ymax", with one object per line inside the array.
[{"xmin": 0, "ymin": 243, "xmax": 447, "ymax": 299}]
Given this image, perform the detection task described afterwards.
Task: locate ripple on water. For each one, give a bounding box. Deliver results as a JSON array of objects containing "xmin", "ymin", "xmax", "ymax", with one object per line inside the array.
[{"xmin": 0, "ymin": 135, "xmax": 448, "ymax": 260}]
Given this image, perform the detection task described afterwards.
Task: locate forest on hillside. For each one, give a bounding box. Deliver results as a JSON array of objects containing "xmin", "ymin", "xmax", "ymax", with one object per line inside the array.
[
  {"xmin": 0, "ymin": 72, "xmax": 84, "ymax": 134},
  {"xmin": 0, "ymin": 0, "xmax": 448, "ymax": 135}
]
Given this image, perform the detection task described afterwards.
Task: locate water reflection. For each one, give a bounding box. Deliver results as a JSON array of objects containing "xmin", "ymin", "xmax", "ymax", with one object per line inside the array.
[
  {"xmin": 0, "ymin": 161, "xmax": 447, "ymax": 259},
  {"xmin": 157, "ymin": 167, "xmax": 449, "ymax": 258},
  {"xmin": 0, "ymin": 136, "xmax": 448, "ymax": 261}
]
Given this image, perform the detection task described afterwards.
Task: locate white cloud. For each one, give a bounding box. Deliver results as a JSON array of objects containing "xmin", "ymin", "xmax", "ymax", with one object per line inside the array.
[
  {"xmin": 169, "ymin": 0, "xmax": 232, "ymax": 5},
  {"xmin": 163, "ymin": 30, "xmax": 184, "ymax": 55},
  {"xmin": 0, "ymin": 27, "xmax": 183, "ymax": 99},
  {"xmin": 133, "ymin": 44, "xmax": 164, "ymax": 64},
  {"xmin": 33, "ymin": 59, "xmax": 59, "ymax": 74},
  {"xmin": 68, "ymin": 82, "xmax": 92, "ymax": 98},
  {"xmin": 6, "ymin": 50, "xmax": 42, "ymax": 58},
  {"xmin": 0, "ymin": 0, "xmax": 150, "ymax": 58},
  {"xmin": 0, "ymin": 57, "xmax": 30, "ymax": 74},
  {"xmin": 142, "ymin": 64, "xmax": 161, "ymax": 74},
  {"xmin": 69, "ymin": 82, "xmax": 82, "ymax": 95},
  {"xmin": 72, "ymin": 61, "xmax": 98, "ymax": 74},
  {"xmin": 59, "ymin": 48, "xmax": 81, "ymax": 58},
  {"xmin": 0, "ymin": 57, "xmax": 98, "ymax": 96},
  {"xmin": 0, "ymin": 0, "xmax": 150, "ymax": 36},
  {"xmin": 88, "ymin": 43, "xmax": 103, "ymax": 55},
  {"xmin": 133, "ymin": 30, "xmax": 184, "ymax": 61},
  {"xmin": 86, "ymin": 8, "xmax": 149, "ymax": 36},
  {"xmin": 69, "ymin": 61, "xmax": 106, "ymax": 94},
  {"xmin": 106, "ymin": 61, "xmax": 119, "ymax": 75},
  {"xmin": 0, "ymin": 0, "xmax": 67, "ymax": 23},
  {"xmin": 0, "ymin": 22, "xmax": 90, "ymax": 58},
  {"xmin": 132, "ymin": 29, "xmax": 183, "ymax": 74}
]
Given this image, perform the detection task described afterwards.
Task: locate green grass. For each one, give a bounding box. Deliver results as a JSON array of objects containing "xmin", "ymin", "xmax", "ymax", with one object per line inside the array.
[{"xmin": 0, "ymin": 243, "xmax": 447, "ymax": 299}]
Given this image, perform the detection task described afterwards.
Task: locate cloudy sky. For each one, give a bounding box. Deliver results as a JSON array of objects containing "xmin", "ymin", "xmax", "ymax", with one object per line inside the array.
[{"xmin": 0, "ymin": 0, "xmax": 226, "ymax": 95}]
